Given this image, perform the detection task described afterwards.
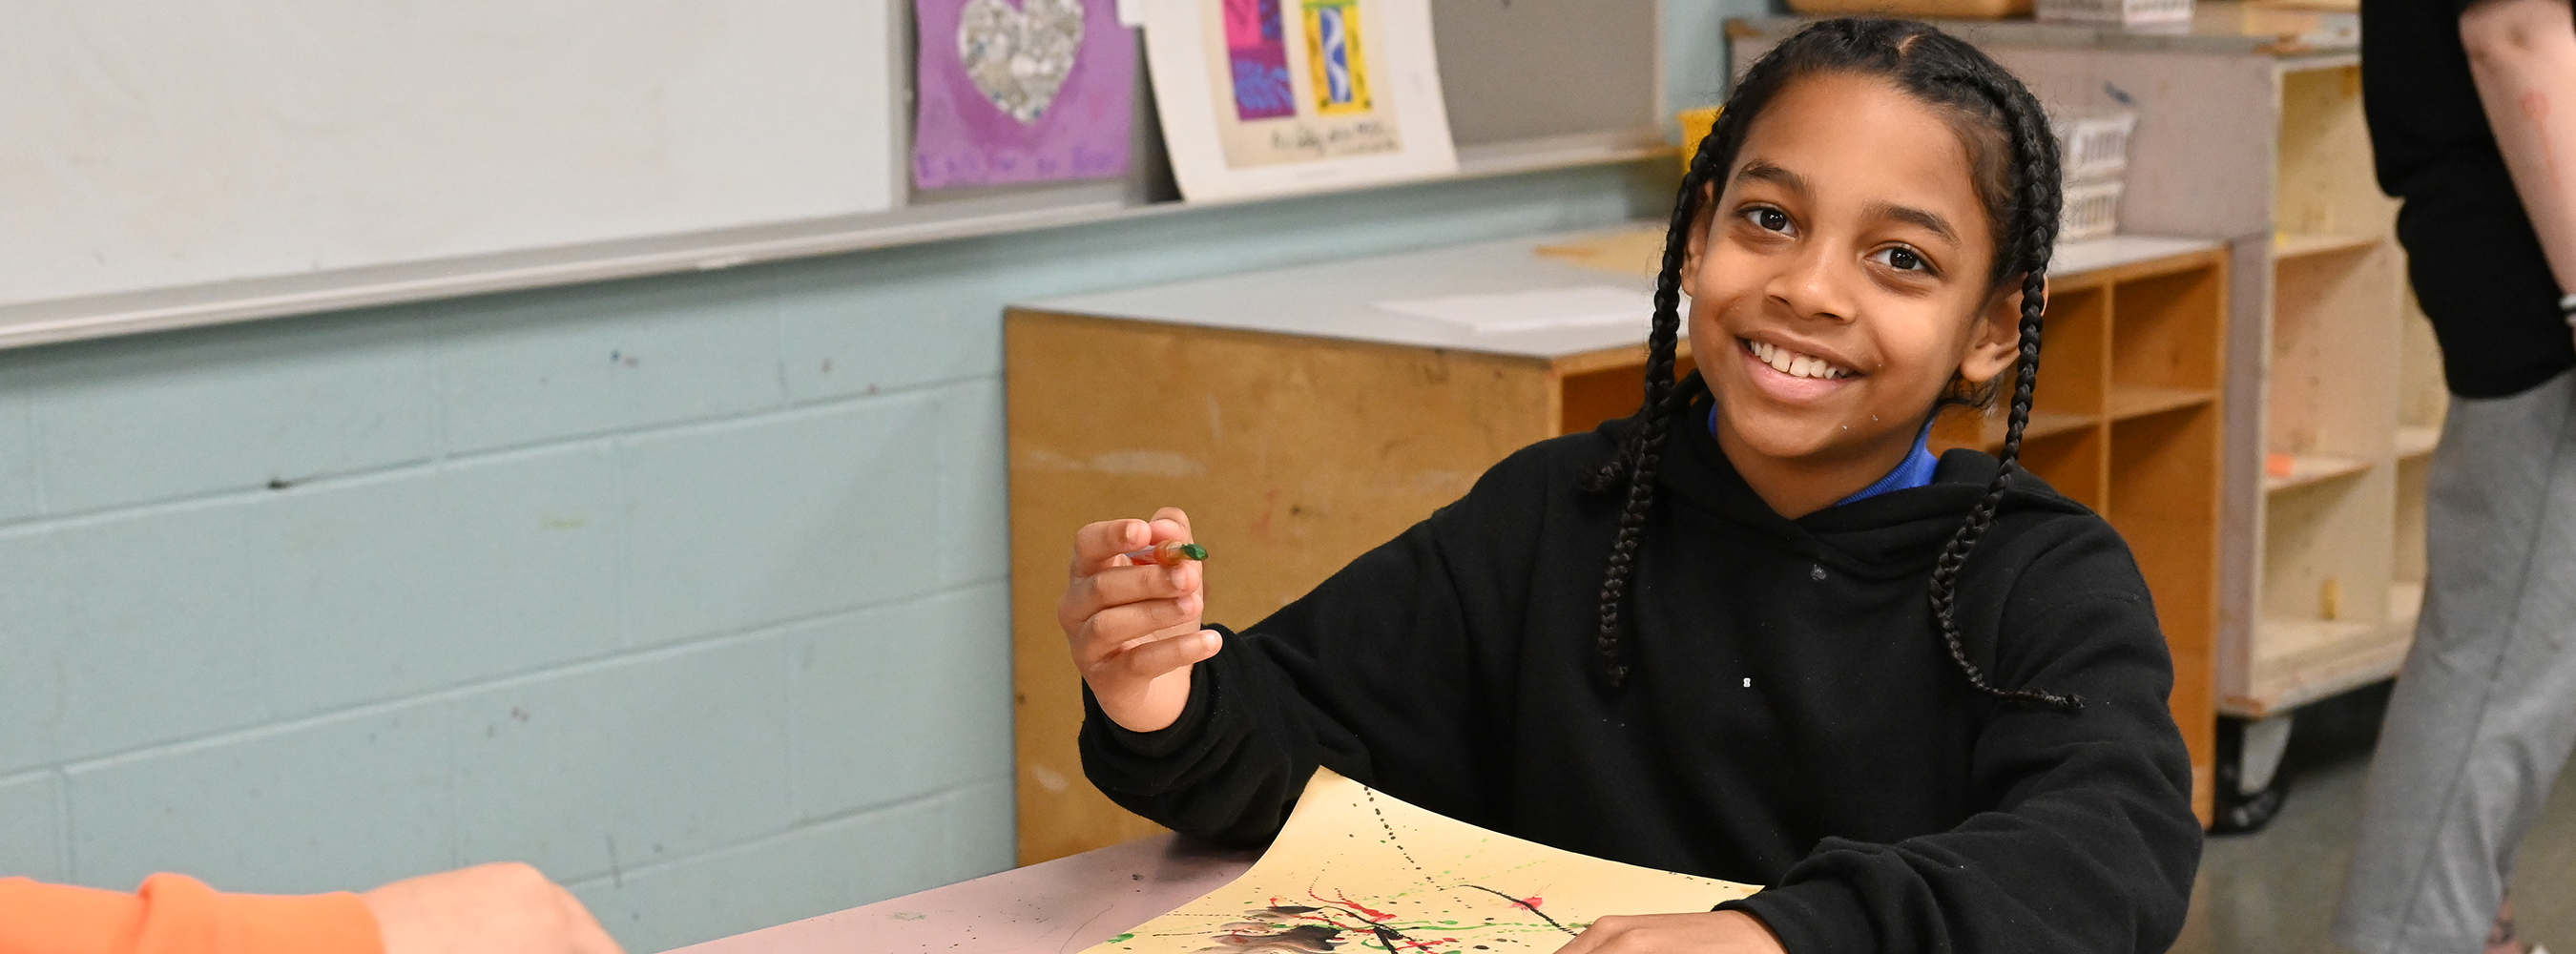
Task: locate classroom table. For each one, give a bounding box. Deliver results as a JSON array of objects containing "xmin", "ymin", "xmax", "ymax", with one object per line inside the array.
[{"xmin": 668, "ymin": 835, "xmax": 1258, "ymax": 954}]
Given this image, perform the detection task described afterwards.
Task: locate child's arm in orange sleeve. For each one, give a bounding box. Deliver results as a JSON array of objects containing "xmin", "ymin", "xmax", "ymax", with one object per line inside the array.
[{"xmin": 0, "ymin": 874, "xmax": 382, "ymax": 954}]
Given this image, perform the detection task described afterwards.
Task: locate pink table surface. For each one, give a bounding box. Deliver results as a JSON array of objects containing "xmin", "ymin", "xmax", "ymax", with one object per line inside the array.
[{"xmin": 668, "ymin": 835, "xmax": 1258, "ymax": 954}]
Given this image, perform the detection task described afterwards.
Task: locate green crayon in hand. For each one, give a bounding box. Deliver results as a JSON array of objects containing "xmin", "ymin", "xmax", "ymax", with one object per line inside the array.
[{"xmin": 1125, "ymin": 541, "xmax": 1209, "ymax": 566}]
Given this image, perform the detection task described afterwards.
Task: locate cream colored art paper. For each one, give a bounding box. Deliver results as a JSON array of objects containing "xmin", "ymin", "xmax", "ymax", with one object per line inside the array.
[{"xmin": 1082, "ymin": 768, "xmax": 1758, "ymax": 954}]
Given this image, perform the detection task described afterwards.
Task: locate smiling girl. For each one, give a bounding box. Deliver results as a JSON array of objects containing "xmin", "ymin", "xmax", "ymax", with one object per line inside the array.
[{"xmin": 1056, "ymin": 19, "xmax": 2199, "ymax": 954}]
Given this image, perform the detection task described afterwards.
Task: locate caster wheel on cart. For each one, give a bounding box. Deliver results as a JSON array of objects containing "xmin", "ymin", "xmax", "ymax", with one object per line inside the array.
[{"xmin": 2212, "ymin": 714, "xmax": 2294, "ymax": 835}]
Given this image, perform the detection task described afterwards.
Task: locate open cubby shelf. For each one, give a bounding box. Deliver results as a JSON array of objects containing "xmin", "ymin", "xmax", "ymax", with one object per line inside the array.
[
  {"xmin": 1935, "ymin": 246, "xmax": 2229, "ymax": 515},
  {"xmin": 1954, "ymin": 409, "xmax": 2098, "ymax": 450},
  {"xmin": 2273, "ymin": 232, "xmax": 2384, "ymax": 262},
  {"xmin": 2264, "ymin": 454, "xmax": 2372, "ymax": 493},
  {"xmin": 2396, "ymin": 425, "xmax": 2441, "ymax": 461},
  {"xmin": 2112, "ymin": 386, "xmax": 2217, "ymax": 421}
]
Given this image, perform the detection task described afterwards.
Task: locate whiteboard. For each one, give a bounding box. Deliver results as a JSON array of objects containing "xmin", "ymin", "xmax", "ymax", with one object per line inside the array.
[{"xmin": 0, "ymin": 1, "xmax": 899, "ymax": 308}]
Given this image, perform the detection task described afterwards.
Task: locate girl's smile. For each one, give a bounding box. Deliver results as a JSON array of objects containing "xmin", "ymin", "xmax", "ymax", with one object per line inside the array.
[{"xmin": 1738, "ymin": 336, "xmax": 1861, "ymax": 406}]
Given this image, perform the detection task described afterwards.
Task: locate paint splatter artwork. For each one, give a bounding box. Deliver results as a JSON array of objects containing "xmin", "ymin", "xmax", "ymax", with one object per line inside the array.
[{"xmin": 1078, "ymin": 769, "xmax": 1756, "ymax": 954}]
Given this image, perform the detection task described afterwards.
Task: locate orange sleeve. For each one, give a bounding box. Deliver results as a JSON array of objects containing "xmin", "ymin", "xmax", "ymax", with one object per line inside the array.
[{"xmin": 0, "ymin": 874, "xmax": 383, "ymax": 954}]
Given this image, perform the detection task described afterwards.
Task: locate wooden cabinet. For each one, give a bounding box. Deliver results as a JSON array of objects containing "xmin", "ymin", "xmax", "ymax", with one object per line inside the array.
[{"xmin": 1005, "ymin": 229, "xmax": 2228, "ymax": 864}]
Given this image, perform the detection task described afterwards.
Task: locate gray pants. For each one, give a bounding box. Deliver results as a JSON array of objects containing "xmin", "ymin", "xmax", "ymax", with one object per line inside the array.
[{"xmin": 2335, "ymin": 369, "xmax": 2576, "ymax": 954}]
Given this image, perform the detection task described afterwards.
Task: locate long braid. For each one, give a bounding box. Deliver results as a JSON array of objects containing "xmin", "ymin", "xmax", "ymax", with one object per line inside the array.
[
  {"xmin": 1584, "ymin": 130, "xmax": 1723, "ymax": 688},
  {"xmin": 1923, "ymin": 68, "xmax": 2083, "ymax": 712}
]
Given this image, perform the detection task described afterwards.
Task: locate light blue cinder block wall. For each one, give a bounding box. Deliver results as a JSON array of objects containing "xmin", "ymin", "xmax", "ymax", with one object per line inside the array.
[{"xmin": 0, "ymin": 6, "xmax": 1760, "ymax": 951}]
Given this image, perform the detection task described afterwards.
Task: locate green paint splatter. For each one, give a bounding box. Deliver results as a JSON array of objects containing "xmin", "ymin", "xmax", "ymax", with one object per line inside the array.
[{"xmin": 1109, "ymin": 933, "xmax": 1134, "ymax": 944}]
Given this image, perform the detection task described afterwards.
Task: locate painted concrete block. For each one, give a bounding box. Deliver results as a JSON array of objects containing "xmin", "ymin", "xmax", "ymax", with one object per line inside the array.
[
  {"xmin": 0, "ymin": 386, "xmax": 45, "ymax": 525},
  {"xmin": 256, "ymin": 445, "xmax": 624, "ymax": 716},
  {"xmin": 47, "ymin": 503, "xmax": 272, "ymax": 765},
  {"xmin": 453, "ymin": 636, "xmax": 794, "ymax": 885},
  {"xmin": 27, "ymin": 312, "xmax": 436, "ymax": 514},
  {"xmin": 569, "ymin": 795, "xmax": 950, "ymax": 954},
  {"xmin": 943, "ymin": 778, "xmax": 1015, "ymax": 886},
  {"xmin": 789, "ymin": 584, "xmax": 1010, "ymax": 821},
  {"xmin": 0, "ymin": 529, "xmax": 73, "ymax": 774},
  {"xmin": 619, "ymin": 397, "xmax": 941, "ymax": 646},
  {"xmin": 434, "ymin": 269, "xmax": 785, "ymax": 453},
  {"xmin": 774, "ymin": 257, "xmax": 1004, "ymax": 403},
  {"xmin": 0, "ymin": 771, "xmax": 64, "ymax": 881},
  {"xmin": 67, "ymin": 704, "xmax": 454, "ymax": 895},
  {"xmin": 936, "ymin": 381, "xmax": 1007, "ymax": 590}
]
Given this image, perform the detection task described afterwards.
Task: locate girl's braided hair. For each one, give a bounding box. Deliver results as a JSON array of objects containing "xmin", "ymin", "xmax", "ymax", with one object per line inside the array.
[{"xmin": 1584, "ymin": 18, "xmax": 2081, "ymax": 711}]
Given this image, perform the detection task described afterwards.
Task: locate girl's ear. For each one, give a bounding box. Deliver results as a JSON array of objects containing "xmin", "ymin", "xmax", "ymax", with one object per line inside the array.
[
  {"xmin": 1958, "ymin": 275, "xmax": 2036, "ymax": 384},
  {"xmin": 1679, "ymin": 180, "xmax": 1717, "ymax": 300}
]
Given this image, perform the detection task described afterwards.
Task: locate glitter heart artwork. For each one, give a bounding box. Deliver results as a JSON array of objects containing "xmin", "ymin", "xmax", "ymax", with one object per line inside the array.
[{"xmin": 958, "ymin": 0, "xmax": 1086, "ymax": 123}]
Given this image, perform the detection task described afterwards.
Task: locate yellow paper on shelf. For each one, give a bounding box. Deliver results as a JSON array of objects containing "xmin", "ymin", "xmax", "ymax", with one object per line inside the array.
[
  {"xmin": 1534, "ymin": 227, "xmax": 1669, "ymax": 278},
  {"xmin": 1079, "ymin": 768, "xmax": 1758, "ymax": 953},
  {"xmin": 1677, "ymin": 106, "xmax": 1723, "ymax": 172}
]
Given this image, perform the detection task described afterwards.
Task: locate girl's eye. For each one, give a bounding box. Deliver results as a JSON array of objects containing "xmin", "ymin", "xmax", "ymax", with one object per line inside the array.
[
  {"xmin": 1871, "ymin": 246, "xmax": 1931, "ymax": 273},
  {"xmin": 1743, "ymin": 207, "xmax": 1793, "ymax": 234}
]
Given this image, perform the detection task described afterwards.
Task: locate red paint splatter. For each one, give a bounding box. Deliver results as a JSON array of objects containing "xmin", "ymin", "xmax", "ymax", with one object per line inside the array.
[{"xmin": 1315, "ymin": 888, "xmax": 1397, "ymax": 923}]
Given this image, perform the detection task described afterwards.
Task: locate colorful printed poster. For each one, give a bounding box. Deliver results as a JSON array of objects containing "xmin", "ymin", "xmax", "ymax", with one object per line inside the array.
[
  {"xmin": 1075, "ymin": 768, "xmax": 1756, "ymax": 953},
  {"xmin": 1224, "ymin": 0, "xmax": 1295, "ymax": 120},
  {"xmin": 1141, "ymin": 0, "xmax": 1456, "ymax": 201},
  {"xmin": 913, "ymin": 0, "xmax": 1136, "ymax": 190},
  {"xmin": 1301, "ymin": 0, "xmax": 1370, "ymax": 114}
]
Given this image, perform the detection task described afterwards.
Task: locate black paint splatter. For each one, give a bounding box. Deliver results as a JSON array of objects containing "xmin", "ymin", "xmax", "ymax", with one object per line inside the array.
[{"xmin": 1460, "ymin": 885, "xmax": 1574, "ymax": 936}]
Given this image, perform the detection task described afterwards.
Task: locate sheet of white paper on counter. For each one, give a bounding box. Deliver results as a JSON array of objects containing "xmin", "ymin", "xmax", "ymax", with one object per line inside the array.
[{"xmin": 1374, "ymin": 285, "xmax": 1659, "ymax": 334}]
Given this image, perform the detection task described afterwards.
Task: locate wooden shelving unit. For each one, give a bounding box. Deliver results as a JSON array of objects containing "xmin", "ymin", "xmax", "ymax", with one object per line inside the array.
[
  {"xmin": 2274, "ymin": 232, "xmax": 2385, "ymax": 262},
  {"xmin": 1004, "ymin": 229, "xmax": 2230, "ymax": 863},
  {"xmin": 2236, "ymin": 63, "xmax": 2444, "ymax": 719},
  {"xmin": 2265, "ymin": 455, "xmax": 2373, "ymax": 494}
]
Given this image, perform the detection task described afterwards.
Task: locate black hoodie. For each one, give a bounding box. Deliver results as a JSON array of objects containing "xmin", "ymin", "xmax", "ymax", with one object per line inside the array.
[{"xmin": 1080, "ymin": 396, "xmax": 2203, "ymax": 954}]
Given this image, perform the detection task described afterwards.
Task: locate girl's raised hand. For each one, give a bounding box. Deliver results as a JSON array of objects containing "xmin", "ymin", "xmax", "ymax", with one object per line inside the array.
[{"xmin": 1059, "ymin": 507, "xmax": 1221, "ymax": 733}]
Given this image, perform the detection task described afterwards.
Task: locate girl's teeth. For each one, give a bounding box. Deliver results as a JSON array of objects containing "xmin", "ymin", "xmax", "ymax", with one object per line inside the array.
[{"xmin": 1748, "ymin": 339, "xmax": 1849, "ymax": 380}]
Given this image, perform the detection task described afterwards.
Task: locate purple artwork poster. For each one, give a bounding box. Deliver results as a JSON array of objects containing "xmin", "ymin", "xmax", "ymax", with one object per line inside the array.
[
  {"xmin": 914, "ymin": 0, "xmax": 1134, "ymax": 190},
  {"xmin": 1223, "ymin": 0, "xmax": 1294, "ymax": 121}
]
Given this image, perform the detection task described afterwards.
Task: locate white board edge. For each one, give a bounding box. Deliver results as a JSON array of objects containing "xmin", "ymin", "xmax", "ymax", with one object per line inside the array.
[{"xmin": 0, "ymin": 137, "xmax": 1672, "ymax": 352}]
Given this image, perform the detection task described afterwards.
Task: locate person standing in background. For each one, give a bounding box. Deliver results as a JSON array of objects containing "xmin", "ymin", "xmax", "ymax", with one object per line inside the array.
[{"xmin": 2338, "ymin": 1, "xmax": 2576, "ymax": 952}]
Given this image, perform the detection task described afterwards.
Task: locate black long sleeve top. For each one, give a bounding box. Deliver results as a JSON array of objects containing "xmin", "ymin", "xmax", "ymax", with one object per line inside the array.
[{"xmin": 1080, "ymin": 404, "xmax": 2203, "ymax": 954}]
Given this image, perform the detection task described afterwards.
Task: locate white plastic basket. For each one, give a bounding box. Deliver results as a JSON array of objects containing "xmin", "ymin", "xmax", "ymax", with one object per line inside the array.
[
  {"xmin": 2054, "ymin": 112, "xmax": 2137, "ymax": 183},
  {"xmin": 2061, "ymin": 178, "xmax": 2127, "ymax": 243},
  {"xmin": 2036, "ymin": 0, "xmax": 2193, "ymax": 30}
]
